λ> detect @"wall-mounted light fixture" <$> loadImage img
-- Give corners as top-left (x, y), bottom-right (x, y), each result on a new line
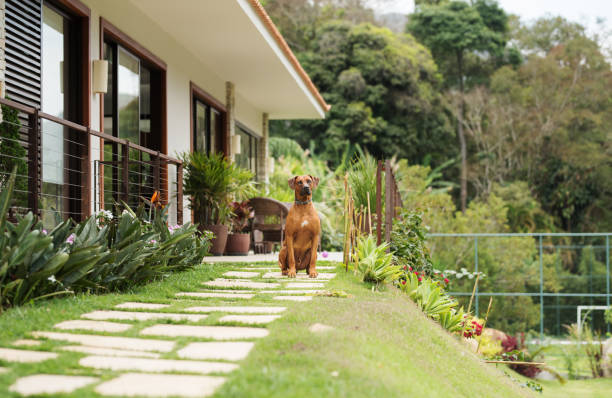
top-left (232, 134), bottom-right (241, 155)
top-left (92, 59), bottom-right (108, 94)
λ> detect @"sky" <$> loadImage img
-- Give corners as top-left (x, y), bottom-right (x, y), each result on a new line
top-left (367, 0), bottom-right (612, 31)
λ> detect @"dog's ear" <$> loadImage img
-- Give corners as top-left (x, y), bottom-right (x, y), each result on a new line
top-left (309, 175), bottom-right (320, 189)
top-left (288, 176), bottom-right (298, 190)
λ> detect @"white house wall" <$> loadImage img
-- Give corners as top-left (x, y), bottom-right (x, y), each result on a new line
top-left (82, 0), bottom-right (265, 222)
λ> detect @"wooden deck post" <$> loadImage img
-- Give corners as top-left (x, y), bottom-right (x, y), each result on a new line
top-left (27, 109), bottom-right (39, 217)
top-left (376, 160), bottom-right (382, 245)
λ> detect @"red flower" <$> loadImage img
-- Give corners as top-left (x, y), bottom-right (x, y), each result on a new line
top-left (409, 266), bottom-right (413, 271)
top-left (441, 274), bottom-right (445, 278)
top-left (415, 272), bottom-right (419, 276)
top-left (401, 280), bottom-right (406, 285)
top-left (403, 266), bottom-right (407, 270)
top-left (418, 277), bottom-right (422, 282)
top-left (444, 278), bottom-right (449, 284)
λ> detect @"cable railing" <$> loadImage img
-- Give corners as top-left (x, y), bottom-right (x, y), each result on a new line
top-left (0, 97), bottom-right (183, 226)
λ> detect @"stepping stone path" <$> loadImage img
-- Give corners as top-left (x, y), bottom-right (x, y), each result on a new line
top-left (7, 264), bottom-right (336, 397)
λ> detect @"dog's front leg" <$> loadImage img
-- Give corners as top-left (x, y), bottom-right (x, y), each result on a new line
top-left (308, 232), bottom-right (319, 278)
top-left (286, 234), bottom-right (297, 278)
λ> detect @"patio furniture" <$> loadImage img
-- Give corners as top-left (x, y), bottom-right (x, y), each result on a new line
top-left (250, 197), bottom-right (290, 254)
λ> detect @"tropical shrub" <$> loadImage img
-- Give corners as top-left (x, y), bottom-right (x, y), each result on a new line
top-left (390, 209), bottom-right (433, 275)
top-left (354, 235), bottom-right (402, 288)
top-left (0, 171), bottom-right (211, 309)
top-left (182, 151), bottom-right (255, 226)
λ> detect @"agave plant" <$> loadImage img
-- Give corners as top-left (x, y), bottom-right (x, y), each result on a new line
top-left (355, 235), bottom-right (402, 287)
top-left (410, 279), bottom-right (458, 320)
top-left (438, 307), bottom-right (466, 333)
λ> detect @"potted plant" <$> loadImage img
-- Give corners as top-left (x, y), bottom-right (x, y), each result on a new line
top-left (225, 200), bottom-right (254, 255)
top-left (182, 152), bottom-right (255, 255)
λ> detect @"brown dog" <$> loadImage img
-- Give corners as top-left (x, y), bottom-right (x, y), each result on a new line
top-left (278, 175), bottom-right (321, 278)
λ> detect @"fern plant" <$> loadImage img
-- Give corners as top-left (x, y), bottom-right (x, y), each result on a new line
top-left (355, 235), bottom-right (402, 288)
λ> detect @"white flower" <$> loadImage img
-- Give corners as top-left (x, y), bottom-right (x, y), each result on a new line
top-left (48, 275), bottom-right (57, 283)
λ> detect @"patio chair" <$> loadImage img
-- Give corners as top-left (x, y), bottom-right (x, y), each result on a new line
top-left (250, 197), bottom-right (290, 254)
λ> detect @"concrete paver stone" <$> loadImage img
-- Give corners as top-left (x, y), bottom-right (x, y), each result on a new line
top-left (59, 345), bottom-right (160, 358)
top-left (184, 306), bottom-right (286, 314)
top-left (95, 373), bottom-right (226, 397)
top-left (140, 324), bottom-right (269, 339)
top-left (222, 271), bottom-right (260, 278)
top-left (0, 348), bottom-right (58, 363)
top-left (79, 355), bottom-right (238, 374)
top-left (32, 332), bottom-right (175, 353)
top-left (273, 296), bottom-right (313, 302)
top-left (54, 320), bottom-right (132, 333)
top-left (82, 310), bottom-right (208, 322)
top-left (202, 279), bottom-right (280, 289)
top-left (218, 315), bottom-right (281, 325)
top-left (284, 282), bottom-right (326, 288)
top-left (12, 339), bottom-right (41, 347)
top-left (176, 292), bottom-right (254, 299)
top-left (259, 290), bottom-right (322, 294)
top-left (9, 374), bottom-right (99, 396)
top-left (262, 272), bottom-right (336, 279)
top-left (309, 323), bottom-right (335, 333)
top-left (115, 302), bottom-right (170, 310)
top-left (177, 342), bottom-right (255, 361)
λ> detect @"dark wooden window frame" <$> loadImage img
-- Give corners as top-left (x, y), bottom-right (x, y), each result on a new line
top-left (189, 81), bottom-right (227, 156)
top-left (44, 0), bottom-right (91, 219)
top-left (99, 17), bottom-right (168, 204)
top-left (235, 121), bottom-right (260, 178)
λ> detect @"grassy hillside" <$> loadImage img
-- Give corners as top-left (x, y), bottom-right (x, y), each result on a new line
top-left (214, 264), bottom-right (533, 398)
top-left (0, 261), bottom-right (533, 397)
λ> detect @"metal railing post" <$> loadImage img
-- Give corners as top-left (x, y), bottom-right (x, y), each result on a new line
top-left (539, 235), bottom-right (544, 343)
top-left (475, 236), bottom-right (479, 317)
top-left (27, 109), bottom-right (40, 216)
top-left (121, 141), bottom-right (129, 204)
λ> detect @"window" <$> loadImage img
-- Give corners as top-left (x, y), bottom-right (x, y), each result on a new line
top-left (102, 37), bottom-right (165, 209)
top-left (235, 125), bottom-right (259, 177)
top-left (191, 83), bottom-right (225, 155)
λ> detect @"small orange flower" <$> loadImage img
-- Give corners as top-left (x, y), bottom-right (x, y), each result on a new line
top-left (151, 191), bottom-right (160, 204)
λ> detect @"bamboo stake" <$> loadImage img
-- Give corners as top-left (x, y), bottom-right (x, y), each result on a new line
top-left (343, 174), bottom-right (349, 269)
top-left (366, 191), bottom-right (372, 235)
top-left (461, 273), bottom-right (480, 338)
top-left (476, 297), bottom-right (494, 354)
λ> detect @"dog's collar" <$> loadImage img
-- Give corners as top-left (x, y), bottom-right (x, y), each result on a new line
top-left (294, 199), bottom-right (312, 205)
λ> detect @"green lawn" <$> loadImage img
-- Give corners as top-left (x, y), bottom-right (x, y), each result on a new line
top-left (0, 261), bottom-right (535, 397)
top-left (540, 378), bottom-right (612, 398)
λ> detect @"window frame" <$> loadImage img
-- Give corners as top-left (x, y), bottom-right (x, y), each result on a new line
top-left (189, 81), bottom-right (227, 156)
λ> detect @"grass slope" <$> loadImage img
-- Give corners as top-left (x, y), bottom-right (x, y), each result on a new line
top-left (214, 266), bottom-right (532, 398)
top-left (0, 261), bottom-right (532, 397)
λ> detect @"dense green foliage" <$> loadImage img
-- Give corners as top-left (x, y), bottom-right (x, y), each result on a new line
top-left (270, 20), bottom-right (454, 166)
top-left (263, 0), bottom-right (611, 233)
top-left (0, 172), bottom-right (212, 309)
top-left (390, 209), bottom-right (433, 274)
top-left (0, 104), bottom-right (27, 209)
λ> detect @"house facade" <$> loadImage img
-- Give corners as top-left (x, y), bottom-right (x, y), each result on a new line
top-left (0, 0), bottom-right (328, 225)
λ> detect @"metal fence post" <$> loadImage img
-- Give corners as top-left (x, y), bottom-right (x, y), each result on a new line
top-left (384, 160), bottom-right (393, 245)
top-left (475, 237), bottom-right (479, 317)
top-left (539, 235), bottom-right (544, 343)
top-left (376, 160), bottom-right (382, 245)
top-left (121, 141), bottom-right (129, 204)
top-left (607, 235), bottom-right (610, 334)
top-left (177, 162), bottom-right (183, 225)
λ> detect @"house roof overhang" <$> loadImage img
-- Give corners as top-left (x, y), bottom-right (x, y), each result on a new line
top-left (128, 0), bottom-right (329, 119)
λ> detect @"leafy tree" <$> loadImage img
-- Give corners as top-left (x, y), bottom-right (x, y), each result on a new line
top-left (407, 0), bottom-right (510, 212)
top-left (270, 21), bottom-right (454, 167)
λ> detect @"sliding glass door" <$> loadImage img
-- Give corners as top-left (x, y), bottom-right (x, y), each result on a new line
top-left (103, 42), bottom-right (159, 210)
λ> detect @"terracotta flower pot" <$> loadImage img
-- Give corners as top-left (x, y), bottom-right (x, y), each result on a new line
top-left (206, 224), bottom-right (228, 256)
top-left (225, 232), bottom-right (251, 256)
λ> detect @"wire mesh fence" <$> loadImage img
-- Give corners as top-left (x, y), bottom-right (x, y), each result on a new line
top-left (428, 233), bottom-right (612, 339)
